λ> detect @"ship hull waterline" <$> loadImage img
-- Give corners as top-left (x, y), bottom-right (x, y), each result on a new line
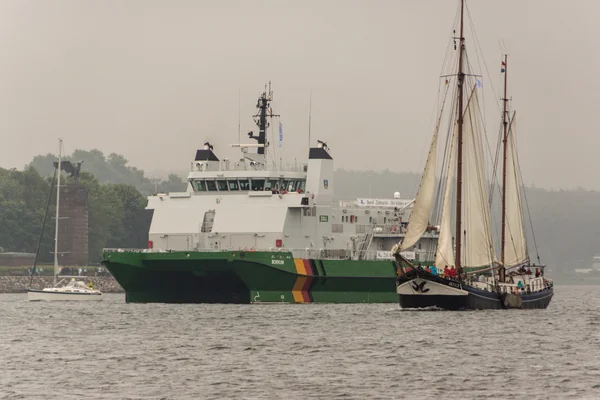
top-left (396, 270), bottom-right (553, 310)
top-left (102, 250), bottom-right (418, 304)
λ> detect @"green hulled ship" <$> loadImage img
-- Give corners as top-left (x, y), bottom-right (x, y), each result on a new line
top-left (103, 84), bottom-right (438, 303)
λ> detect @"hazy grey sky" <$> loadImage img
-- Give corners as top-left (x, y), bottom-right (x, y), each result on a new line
top-left (0, 1), bottom-right (598, 190)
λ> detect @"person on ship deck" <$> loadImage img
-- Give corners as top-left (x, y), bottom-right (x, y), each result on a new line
top-left (449, 266), bottom-right (457, 279)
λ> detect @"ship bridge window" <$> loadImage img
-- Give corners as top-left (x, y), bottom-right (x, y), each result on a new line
top-left (206, 180), bottom-right (217, 191)
top-left (281, 180), bottom-right (290, 192)
top-left (239, 179), bottom-right (250, 191)
top-left (193, 180), bottom-right (206, 192)
top-left (264, 179), bottom-right (278, 191)
top-left (228, 180), bottom-right (239, 190)
top-left (217, 180), bottom-right (228, 191)
top-left (287, 181), bottom-right (296, 192)
top-left (298, 180), bottom-right (306, 192)
top-left (292, 180), bottom-right (306, 192)
top-left (251, 179), bottom-right (265, 191)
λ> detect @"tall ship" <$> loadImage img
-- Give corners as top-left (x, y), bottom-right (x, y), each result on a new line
top-left (103, 84), bottom-right (439, 303)
top-left (394, 0), bottom-right (553, 309)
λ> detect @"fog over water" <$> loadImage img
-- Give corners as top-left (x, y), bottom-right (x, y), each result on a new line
top-left (0, 1), bottom-right (598, 190)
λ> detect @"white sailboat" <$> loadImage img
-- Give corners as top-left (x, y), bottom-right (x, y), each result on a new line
top-left (27, 139), bottom-right (103, 302)
top-left (392, 0), bottom-right (553, 310)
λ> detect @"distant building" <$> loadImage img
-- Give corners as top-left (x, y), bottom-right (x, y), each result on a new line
top-left (593, 254), bottom-right (600, 271)
top-left (575, 254), bottom-right (600, 274)
top-left (0, 252), bottom-right (35, 267)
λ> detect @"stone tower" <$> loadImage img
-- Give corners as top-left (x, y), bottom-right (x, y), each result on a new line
top-left (54, 161), bottom-right (89, 266)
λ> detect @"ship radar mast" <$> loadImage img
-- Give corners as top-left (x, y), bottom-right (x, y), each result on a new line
top-left (247, 81), bottom-right (279, 157)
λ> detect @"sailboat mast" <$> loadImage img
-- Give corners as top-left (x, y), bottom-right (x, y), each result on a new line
top-left (54, 139), bottom-right (62, 286)
top-left (500, 54), bottom-right (508, 282)
top-left (455, 0), bottom-right (465, 273)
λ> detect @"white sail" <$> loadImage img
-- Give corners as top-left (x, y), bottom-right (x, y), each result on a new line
top-left (503, 115), bottom-right (528, 266)
top-left (461, 89), bottom-right (496, 268)
top-left (400, 125), bottom-right (439, 251)
top-left (435, 124), bottom-right (457, 269)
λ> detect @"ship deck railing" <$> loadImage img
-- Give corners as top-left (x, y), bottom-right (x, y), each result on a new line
top-left (190, 161), bottom-right (307, 173)
top-left (102, 247), bottom-right (435, 262)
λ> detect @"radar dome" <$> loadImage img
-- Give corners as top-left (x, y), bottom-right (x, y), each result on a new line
top-left (393, 192), bottom-right (401, 199)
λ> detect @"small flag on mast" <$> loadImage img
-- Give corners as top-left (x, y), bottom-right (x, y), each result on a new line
top-left (476, 79), bottom-right (482, 88)
top-left (501, 61), bottom-right (506, 73)
top-left (278, 122), bottom-right (283, 147)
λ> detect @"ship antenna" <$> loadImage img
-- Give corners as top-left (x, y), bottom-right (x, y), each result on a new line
top-left (500, 53), bottom-right (509, 283)
top-left (454, 0), bottom-right (465, 275)
top-left (308, 89), bottom-right (312, 150)
top-left (238, 88), bottom-right (241, 144)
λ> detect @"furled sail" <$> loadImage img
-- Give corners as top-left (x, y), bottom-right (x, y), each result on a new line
top-left (503, 115), bottom-right (529, 266)
top-left (434, 124), bottom-right (457, 269)
top-left (461, 89), bottom-right (496, 268)
top-left (399, 122), bottom-right (440, 251)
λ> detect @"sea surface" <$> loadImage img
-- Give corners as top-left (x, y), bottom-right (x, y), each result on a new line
top-left (1, 286), bottom-right (599, 400)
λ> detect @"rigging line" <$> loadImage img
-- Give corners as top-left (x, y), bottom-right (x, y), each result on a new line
top-left (504, 117), bottom-right (521, 263)
top-left (465, 65), bottom-right (502, 204)
top-left (466, 91), bottom-right (496, 267)
top-left (433, 81), bottom-right (458, 224)
top-left (413, 29), bottom-right (456, 198)
top-left (29, 169), bottom-right (57, 289)
top-left (511, 113), bottom-right (541, 263)
top-left (489, 119), bottom-right (504, 204)
top-left (424, 2), bottom-right (461, 201)
top-left (488, 120), bottom-right (505, 253)
top-left (403, 82), bottom-right (453, 248)
top-left (465, 1), bottom-right (502, 116)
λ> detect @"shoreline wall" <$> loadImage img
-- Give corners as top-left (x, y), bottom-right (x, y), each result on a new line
top-left (0, 276), bottom-right (123, 293)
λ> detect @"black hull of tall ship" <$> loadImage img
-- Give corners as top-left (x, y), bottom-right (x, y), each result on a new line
top-left (396, 269), bottom-right (553, 310)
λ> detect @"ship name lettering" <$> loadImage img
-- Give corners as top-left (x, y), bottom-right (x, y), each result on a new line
top-left (271, 260), bottom-right (285, 265)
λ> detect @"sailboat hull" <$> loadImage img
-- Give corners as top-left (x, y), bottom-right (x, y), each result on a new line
top-left (396, 270), bottom-right (553, 310)
top-left (27, 290), bottom-right (103, 302)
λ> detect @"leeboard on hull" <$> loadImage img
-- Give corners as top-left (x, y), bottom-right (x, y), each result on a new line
top-left (27, 290), bottom-right (103, 302)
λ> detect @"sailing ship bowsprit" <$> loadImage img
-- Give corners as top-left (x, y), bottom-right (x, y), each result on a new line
top-left (393, 0), bottom-right (554, 310)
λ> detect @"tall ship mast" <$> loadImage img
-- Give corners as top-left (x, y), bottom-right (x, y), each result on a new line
top-left (102, 85), bottom-right (439, 304)
top-left (394, 0), bottom-right (553, 310)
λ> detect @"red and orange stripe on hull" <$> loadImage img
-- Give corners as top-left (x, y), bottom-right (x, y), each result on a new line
top-left (292, 258), bottom-right (315, 303)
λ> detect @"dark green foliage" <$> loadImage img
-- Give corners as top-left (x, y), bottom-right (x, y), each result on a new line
top-left (0, 166), bottom-right (149, 263)
top-left (28, 149), bottom-right (187, 195)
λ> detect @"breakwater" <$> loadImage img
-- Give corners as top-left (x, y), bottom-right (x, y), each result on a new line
top-left (0, 276), bottom-right (123, 293)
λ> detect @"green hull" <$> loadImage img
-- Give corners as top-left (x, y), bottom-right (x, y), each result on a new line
top-left (102, 250), bottom-right (405, 304)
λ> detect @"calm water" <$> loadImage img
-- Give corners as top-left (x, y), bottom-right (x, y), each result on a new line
top-left (1, 286), bottom-right (599, 400)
